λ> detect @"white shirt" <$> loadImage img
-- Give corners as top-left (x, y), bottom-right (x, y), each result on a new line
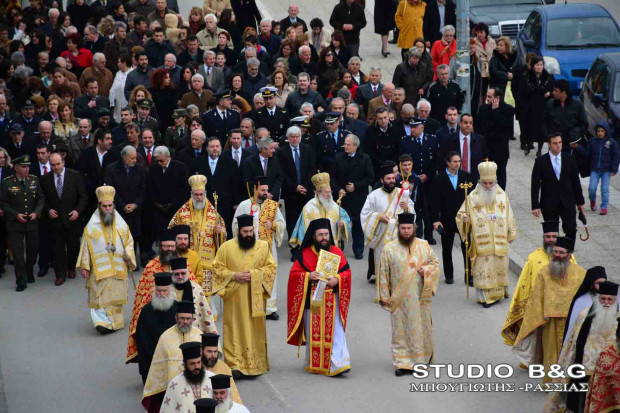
top-left (55, 167), bottom-right (66, 182)
top-left (459, 132), bottom-right (471, 172)
top-left (550, 152), bottom-right (561, 175)
top-left (259, 154), bottom-right (269, 172)
top-left (39, 162), bottom-right (51, 175)
top-left (217, 108), bottom-right (227, 119)
top-left (231, 147), bottom-right (242, 165)
top-left (96, 148), bottom-right (107, 166)
top-left (209, 156), bottom-right (219, 174)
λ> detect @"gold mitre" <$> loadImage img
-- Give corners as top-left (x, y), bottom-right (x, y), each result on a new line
top-left (478, 160), bottom-right (498, 180)
top-left (188, 174), bottom-right (207, 191)
top-left (311, 172), bottom-right (330, 190)
top-left (96, 185), bottom-right (116, 203)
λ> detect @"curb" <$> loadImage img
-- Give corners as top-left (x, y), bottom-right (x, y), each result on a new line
top-left (508, 249), bottom-right (526, 280)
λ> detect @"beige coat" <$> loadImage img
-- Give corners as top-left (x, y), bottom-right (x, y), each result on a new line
top-left (203, 0), bottom-right (231, 15)
top-left (79, 66), bottom-right (115, 97)
top-left (196, 26), bottom-right (234, 50)
top-left (475, 36), bottom-right (496, 78)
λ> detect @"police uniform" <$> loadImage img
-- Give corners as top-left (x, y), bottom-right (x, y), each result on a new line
top-left (315, 113), bottom-right (351, 172)
top-left (254, 87), bottom-right (290, 141)
top-left (0, 155), bottom-right (45, 291)
top-left (286, 115), bottom-right (317, 148)
top-left (202, 90), bottom-right (242, 145)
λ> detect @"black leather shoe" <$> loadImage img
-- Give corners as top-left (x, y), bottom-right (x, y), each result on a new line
top-left (445, 278), bottom-right (454, 284)
top-left (395, 369), bottom-right (411, 377)
top-left (0, 266), bottom-right (5, 274)
top-left (27, 275), bottom-right (35, 283)
top-left (266, 312), bottom-right (279, 320)
top-left (524, 148), bottom-right (530, 156)
top-left (354, 253), bottom-right (363, 259)
top-left (95, 325), bottom-right (114, 334)
top-left (37, 266), bottom-right (48, 277)
top-left (16, 285), bottom-right (26, 292)
top-left (232, 370), bottom-right (243, 379)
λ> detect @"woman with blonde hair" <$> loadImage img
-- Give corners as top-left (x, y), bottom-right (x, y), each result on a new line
top-left (128, 85), bottom-right (153, 112)
top-left (45, 94), bottom-right (61, 122)
top-left (271, 69), bottom-right (294, 108)
top-left (203, 0), bottom-right (231, 18)
top-left (489, 35), bottom-right (516, 95)
top-left (189, 7), bottom-right (205, 35)
top-left (53, 100), bottom-right (79, 140)
top-left (97, 17), bottom-right (116, 38)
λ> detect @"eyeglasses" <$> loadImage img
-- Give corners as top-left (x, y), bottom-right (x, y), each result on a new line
top-left (326, 53), bottom-right (334, 57)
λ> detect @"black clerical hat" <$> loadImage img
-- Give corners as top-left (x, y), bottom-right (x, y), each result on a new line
top-left (176, 300), bottom-right (195, 314)
top-left (398, 212), bottom-right (416, 225)
top-left (310, 218), bottom-right (331, 232)
top-left (210, 374), bottom-right (231, 390)
top-left (379, 164), bottom-right (395, 178)
top-left (194, 399), bottom-right (218, 413)
top-left (585, 266), bottom-right (606, 283)
top-left (252, 175), bottom-right (268, 188)
top-left (170, 256), bottom-right (187, 271)
top-left (175, 225), bottom-right (191, 237)
top-left (237, 214), bottom-right (254, 228)
top-left (179, 341), bottom-right (201, 360)
top-left (201, 333), bottom-right (220, 348)
top-left (598, 281), bottom-right (619, 296)
top-left (159, 229), bottom-right (176, 242)
top-left (154, 272), bottom-right (172, 286)
top-left (541, 221), bottom-right (560, 233)
top-left (555, 237), bottom-right (574, 252)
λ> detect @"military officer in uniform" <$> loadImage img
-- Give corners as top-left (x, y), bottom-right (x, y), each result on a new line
top-left (0, 155), bottom-right (45, 291)
top-left (202, 89), bottom-right (241, 146)
top-left (287, 116), bottom-right (319, 148)
top-left (163, 109), bottom-right (190, 154)
top-left (315, 112), bottom-right (352, 172)
top-left (135, 99), bottom-right (161, 143)
top-left (254, 86), bottom-right (289, 142)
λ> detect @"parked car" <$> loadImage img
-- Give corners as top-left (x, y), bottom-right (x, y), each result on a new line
top-left (468, 0), bottom-right (552, 44)
top-left (516, 3), bottom-right (620, 95)
top-left (580, 52), bottom-right (620, 139)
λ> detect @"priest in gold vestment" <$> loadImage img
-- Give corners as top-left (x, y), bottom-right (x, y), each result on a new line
top-left (201, 333), bottom-right (243, 405)
top-left (212, 214), bottom-right (277, 377)
top-left (169, 174), bottom-right (225, 275)
top-left (233, 176), bottom-right (285, 319)
top-left (175, 225), bottom-right (205, 286)
top-left (142, 300), bottom-right (203, 413)
top-left (378, 212), bottom-right (440, 376)
top-left (513, 237), bottom-right (586, 383)
top-left (456, 161), bottom-right (518, 307)
top-left (77, 185), bottom-right (137, 334)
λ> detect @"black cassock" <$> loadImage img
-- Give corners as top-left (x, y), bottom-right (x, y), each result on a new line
top-left (135, 302), bottom-right (177, 383)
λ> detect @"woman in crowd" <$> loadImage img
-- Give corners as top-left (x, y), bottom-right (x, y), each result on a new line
top-left (189, 7), bottom-right (205, 35)
top-left (430, 25), bottom-right (456, 80)
top-left (230, 73), bottom-right (252, 103)
top-left (318, 47), bottom-right (344, 98)
top-left (53, 99), bottom-right (79, 141)
top-left (149, 68), bottom-right (176, 134)
top-left (347, 56), bottom-right (367, 86)
top-left (44, 94), bottom-right (61, 122)
top-left (474, 22), bottom-right (496, 98)
top-left (340, 70), bottom-right (358, 100)
top-left (374, 0), bottom-right (396, 57)
top-left (413, 37), bottom-right (432, 69)
top-left (329, 31), bottom-right (349, 67)
top-left (273, 39), bottom-right (295, 68)
top-left (523, 55), bottom-right (555, 157)
top-left (395, 0), bottom-right (426, 61)
top-left (113, 3), bottom-right (127, 23)
top-left (489, 35), bottom-right (516, 95)
top-left (128, 85), bottom-right (153, 113)
top-left (271, 68), bottom-right (294, 108)
top-left (218, 9), bottom-right (242, 53)
top-left (60, 33), bottom-right (93, 77)
top-left (271, 20), bottom-right (282, 37)
top-left (176, 64), bottom-right (196, 103)
top-left (211, 31), bottom-right (236, 67)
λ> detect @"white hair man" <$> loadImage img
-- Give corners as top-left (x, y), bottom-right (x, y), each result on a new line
top-left (79, 52), bottom-right (114, 97)
top-left (211, 374), bottom-right (250, 413)
top-left (197, 13), bottom-right (233, 50)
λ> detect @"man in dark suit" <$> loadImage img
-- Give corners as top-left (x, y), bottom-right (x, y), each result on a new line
top-left (77, 128), bottom-right (119, 217)
top-left (41, 153), bottom-right (88, 285)
top-left (33, 143), bottom-right (52, 278)
top-left (431, 151), bottom-right (472, 284)
top-left (315, 112), bottom-right (351, 172)
top-left (202, 90), bottom-right (242, 146)
top-left (4, 123), bottom-right (35, 160)
top-left (355, 67), bottom-right (383, 116)
top-left (415, 99), bottom-right (441, 134)
top-left (475, 87), bottom-right (515, 190)
top-left (439, 113), bottom-right (488, 183)
top-left (279, 5), bottom-right (308, 33)
top-left (241, 136), bottom-right (283, 200)
top-left (435, 106), bottom-right (460, 144)
top-left (73, 78), bottom-right (112, 125)
top-left (531, 134), bottom-right (585, 241)
top-left (398, 116), bottom-right (440, 243)
top-left (221, 129), bottom-right (251, 170)
top-left (331, 133), bottom-right (374, 259)
top-left (343, 103), bottom-right (368, 139)
top-left (279, 125), bottom-right (316, 256)
top-left (174, 129), bottom-right (208, 168)
top-left (254, 87), bottom-right (289, 141)
top-left (137, 128), bottom-right (158, 168)
top-left (422, 0), bottom-right (456, 45)
top-left (364, 107), bottom-right (399, 176)
top-left (150, 146), bottom-right (189, 231)
top-left (104, 145), bottom-right (148, 267)
top-left (190, 135), bottom-right (240, 236)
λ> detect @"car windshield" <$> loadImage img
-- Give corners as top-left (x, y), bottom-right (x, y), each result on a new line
top-left (471, 0), bottom-right (540, 5)
top-left (547, 17), bottom-right (620, 48)
top-left (615, 72), bottom-right (620, 102)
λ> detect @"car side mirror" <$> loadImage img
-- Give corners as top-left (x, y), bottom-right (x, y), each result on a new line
top-left (592, 93), bottom-right (605, 107)
top-left (522, 40), bottom-right (537, 48)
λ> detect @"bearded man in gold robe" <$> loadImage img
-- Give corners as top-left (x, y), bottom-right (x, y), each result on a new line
top-left (378, 212), bottom-right (440, 376)
top-left (513, 237), bottom-right (586, 383)
top-left (76, 185), bottom-right (137, 334)
top-left (211, 214), bottom-right (277, 377)
top-left (456, 161), bottom-right (518, 307)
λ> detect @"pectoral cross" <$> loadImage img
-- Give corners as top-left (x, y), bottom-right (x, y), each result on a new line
top-left (497, 201), bottom-right (505, 213)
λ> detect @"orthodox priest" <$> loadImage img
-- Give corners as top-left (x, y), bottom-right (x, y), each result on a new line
top-left (211, 214), bottom-right (277, 377)
top-left (169, 174), bottom-right (226, 273)
top-left (211, 375), bottom-right (250, 413)
top-left (135, 272), bottom-right (178, 384)
top-left (544, 282), bottom-right (619, 413)
top-left (584, 331), bottom-right (620, 413)
top-left (456, 161), bottom-right (518, 307)
top-left (160, 341), bottom-right (215, 413)
top-left (502, 221), bottom-right (577, 346)
top-left (289, 172), bottom-right (352, 249)
top-left (77, 185), bottom-right (137, 334)
top-left (512, 237), bottom-right (586, 382)
top-left (127, 229), bottom-right (198, 363)
top-left (287, 218), bottom-right (352, 377)
top-left (378, 212), bottom-right (440, 376)
top-left (175, 225), bottom-right (206, 287)
top-left (361, 165), bottom-right (414, 281)
top-left (142, 300), bottom-right (203, 413)
top-left (233, 176), bottom-right (285, 320)
top-left (201, 333), bottom-right (243, 404)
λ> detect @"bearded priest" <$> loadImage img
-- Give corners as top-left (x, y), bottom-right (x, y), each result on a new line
top-left (76, 185), bottom-right (137, 334)
top-left (211, 214), bottom-right (277, 377)
top-left (378, 212), bottom-right (440, 376)
top-left (289, 172), bottom-right (352, 250)
top-left (512, 237), bottom-right (586, 383)
top-left (127, 229), bottom-right (199, 364)
top-left (456, 161), bottom-right (518, 307)
top-left (169, 174), bottom-right (226, 274)
top-left (233, 176), bottom-right (286, 319)
top-left (287, 218), bottom-right (352, 376)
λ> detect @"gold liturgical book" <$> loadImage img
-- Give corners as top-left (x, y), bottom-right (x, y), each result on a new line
top-left (311, 249), bottom-right (341, 311)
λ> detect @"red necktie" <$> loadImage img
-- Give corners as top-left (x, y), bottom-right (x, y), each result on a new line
top-left (244, 139), bottom-right (250, 148)
top-left (43, 166), bottom-right (48, 174)
top-left (461, 136), bottom-right (469, 173)
top-left (147, 149), bottom-right (152, 165)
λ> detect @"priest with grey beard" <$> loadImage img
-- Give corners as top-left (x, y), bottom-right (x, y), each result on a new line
top-left (135, 272), bottom-right (178, 384)
top-left (544, 281), bottom-right (619, 413)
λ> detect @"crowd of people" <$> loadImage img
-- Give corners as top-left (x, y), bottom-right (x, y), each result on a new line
top-left (0, 0), bottom-right (619, 411)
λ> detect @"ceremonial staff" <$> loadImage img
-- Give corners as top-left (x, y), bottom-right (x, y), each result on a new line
top-left (213, 191), bottom-right (224, 245)
top-left (459, 181), bottom-right (473, 298)
top-left (336, 192), bottom-right (344, 249)
top-left (117, 228), bottom-right (136, 289)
